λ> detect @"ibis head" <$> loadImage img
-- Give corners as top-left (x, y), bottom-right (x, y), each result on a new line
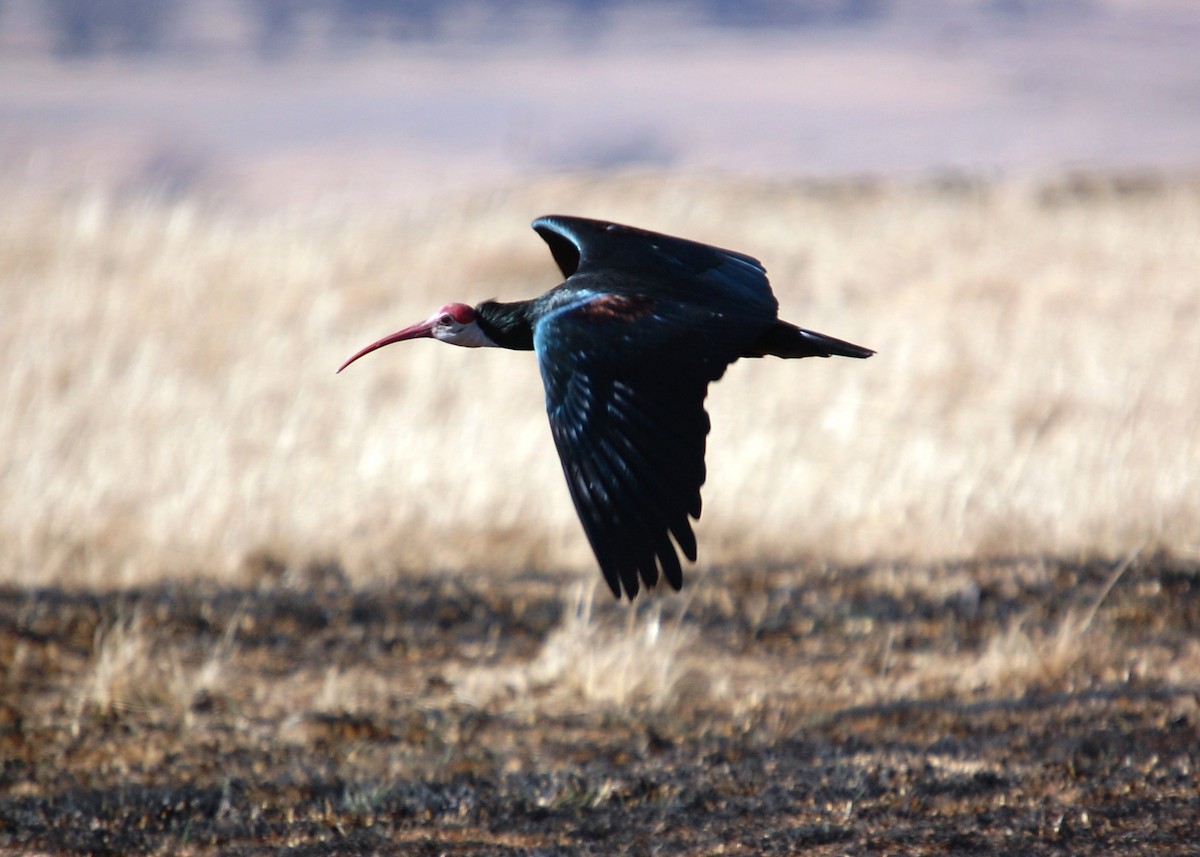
top-left (337, 302), bottom-right (497, 372)
top-left (338, 215), bottom-right (873, 600)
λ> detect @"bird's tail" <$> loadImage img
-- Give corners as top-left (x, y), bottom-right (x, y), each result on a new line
top-left (744, 320), bottom-right (875, 360)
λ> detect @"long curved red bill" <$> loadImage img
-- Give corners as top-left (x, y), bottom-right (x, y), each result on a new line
top-left (337, 318), bottom-right (436, 373)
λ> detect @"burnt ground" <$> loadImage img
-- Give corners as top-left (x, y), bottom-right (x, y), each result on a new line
top-left (1, 554), bottom-right (1198, 855)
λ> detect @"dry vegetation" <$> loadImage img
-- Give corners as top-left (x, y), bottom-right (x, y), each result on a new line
top-left (3, 171), bottom-right (1198, 587)
top-left (2, 171), bottom-right (1199, 853)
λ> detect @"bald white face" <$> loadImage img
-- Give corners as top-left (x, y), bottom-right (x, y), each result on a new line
top-left (427, 304), bottom-right (499, 349)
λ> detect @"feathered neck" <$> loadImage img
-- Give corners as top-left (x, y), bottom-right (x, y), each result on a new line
top-left (475, 300), bottom-right (535, 351)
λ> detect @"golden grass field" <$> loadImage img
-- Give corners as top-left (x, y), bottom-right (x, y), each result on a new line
top-left (3, 171), bottom-right (1200, 853)
top-left (4, 171), bottom-right (1198, 588)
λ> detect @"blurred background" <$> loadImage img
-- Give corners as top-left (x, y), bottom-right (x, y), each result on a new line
top-left (1, 0), bottom-right (1198, 588)
top-left (6, 8), bottom-right (1200, 849)
top-left (3, 0), bottom-right (1199, 204)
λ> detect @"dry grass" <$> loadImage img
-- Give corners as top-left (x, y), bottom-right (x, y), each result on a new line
top-left (2, 171), bottom-right (1198, 591)
top-left (72, 602), bottom-right (236, 730)
top-left (3, 38), bottom-right (1199, 849)
top-left (453, 584), bottom-right (710, 712)
top-left (5, 554), bottom-right (1197, 854)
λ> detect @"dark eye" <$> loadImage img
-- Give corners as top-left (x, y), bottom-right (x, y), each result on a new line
top-left (439, 314), bottom-right (455, 326)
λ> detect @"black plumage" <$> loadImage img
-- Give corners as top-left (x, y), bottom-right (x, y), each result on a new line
top-left (339, 214), bottom-right (873, 600)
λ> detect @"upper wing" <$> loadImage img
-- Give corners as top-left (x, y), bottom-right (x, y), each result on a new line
top-left (532, 214), bottom-right (779, 319)
top-left (533, 291), bottom-right (768, 600)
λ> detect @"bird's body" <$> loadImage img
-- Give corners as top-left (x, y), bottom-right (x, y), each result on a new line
top-left (340, 215), bottom-right (873, 600)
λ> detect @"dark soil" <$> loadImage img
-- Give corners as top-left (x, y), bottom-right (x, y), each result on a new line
top-left (2, 555), bottom-right (1198, 855)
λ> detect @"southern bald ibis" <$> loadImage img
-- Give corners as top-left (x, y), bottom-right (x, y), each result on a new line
top-left (339, 215), bottom-right (873, 600)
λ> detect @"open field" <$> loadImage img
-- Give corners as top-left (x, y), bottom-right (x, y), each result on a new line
top-left (2, 172), bottom-right (1199, 852)
top-left (3, 554), bottom-right (1199, 854)
top-left (2, 172), bottom-right (1198, 586)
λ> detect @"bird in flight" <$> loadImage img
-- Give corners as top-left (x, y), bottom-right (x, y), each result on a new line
top-left (339, 215), bottom-right (873, 600)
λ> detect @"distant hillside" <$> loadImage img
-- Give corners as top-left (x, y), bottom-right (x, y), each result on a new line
top-left (1, 0), bottom-right (1105, 59)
